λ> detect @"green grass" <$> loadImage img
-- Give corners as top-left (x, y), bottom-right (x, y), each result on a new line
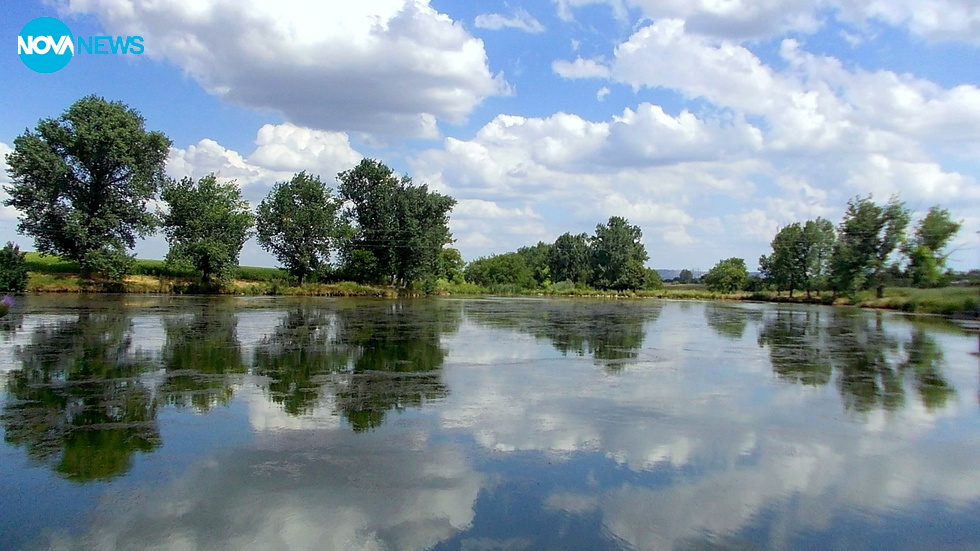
top-left (857, 287), bottom-right (979, 315)
top-left (24, 252), bottom-right (287, 282)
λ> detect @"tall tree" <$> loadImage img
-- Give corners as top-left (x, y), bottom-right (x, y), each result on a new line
top-left (903, 206), bottom-right (961, 287)
top-left (830, 195), bottom-right (910, 297)
top-left (549, 232), bottom-right (592, 284)
top-left (3, 96), bottom-right (170, 279)
top-left (337, 159), bottom-right (455, 286)
top-left (760, 218), bottom-right (835, 298)
top-left (256, 172), bottom-right (342, 285)
top-left (161, 175), bottom-right (254, 284)
top-left (760, 224), bottom-right (802, 296)
top-left (677, 269), bottom-right (694, 284)
top-left (590, 216), bottom-right (650, 290)
top-left (704, 257), bottom-right (749, 292)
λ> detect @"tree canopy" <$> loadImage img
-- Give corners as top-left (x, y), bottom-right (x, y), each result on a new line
top-left (337, 159), bottom-right (455, 287)
top-left (591, 216), bottom-right (650, 291)
top-left (3, 95), bottom-right (170, 279)
top-left (256, 172), bottom-right (343, 285)
top-left (704, 257), bottom-right (749, 292)
top-left (830, 195), bottom-right (910, 297)
top-left (903, 206), bottom-right (961, 287)
top-left (161, 175), bottom-right (254, 283)
top-left (760, 218), bottom-right (835, 297)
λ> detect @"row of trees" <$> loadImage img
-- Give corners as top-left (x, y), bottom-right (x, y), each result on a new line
top-left (2, 96), bottom-right (456, 287)
top-left (464, 216), bottom-right (663, 291)
top-left (757, 196), bottom-right (961, 297)
top-left (2, 96), bottom-right (966, 295)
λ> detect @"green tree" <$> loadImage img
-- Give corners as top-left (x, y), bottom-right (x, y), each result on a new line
top-left (904, 206), bottom-right (961, 287)
top-left (256, 172), bottom-right (342, 285)
top-left (704, 257), bottom-right (748, 292)
top-left (760, 218), bottom-right (835, 298)
top-left (436, 247), bottom-right (465, 284)
top-left (590, 216), bottom-right (650, 290)
top-left (830, 195), bottom-right (910, 298)
top-left (678, 269), bottom-right (694, 284)
top-left (0, 242), bottom-right (29, 293)
top-left (760, 224), bottom-right (801, 296)
top-left (517, 241), bottom-right (553, 286)
top-left (464, 253), bottom-right (535, 290)
top-left (3, 96), bottom-right (170, 279)
top-left (337, 159), bottom-right (455, 287)
top-left (161, 175), bottom-right (254, 284)
top-left (549, 232), bottom-right (592, 284)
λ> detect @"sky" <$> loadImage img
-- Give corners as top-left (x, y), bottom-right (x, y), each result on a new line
top-left (1, 0), bottom-right (978, 272)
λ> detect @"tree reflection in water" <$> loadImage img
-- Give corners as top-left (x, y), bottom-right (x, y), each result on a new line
top-left (160, 300), bottom-right (247, 412)
top-left (467, 299), bottom-right (660, 370)
top-left (1, 310), bottom-right (159, 481)
top-left (758, 308), bottom-right (956, 412)
top-left (254, 300), bottom-right (460, 430)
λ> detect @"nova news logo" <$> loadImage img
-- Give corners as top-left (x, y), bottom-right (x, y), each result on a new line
top-left (18, 17), bottom-right (144, 74)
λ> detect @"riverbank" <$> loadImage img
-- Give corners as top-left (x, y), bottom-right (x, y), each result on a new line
top-left (18, 253), bottom-right (978, 316)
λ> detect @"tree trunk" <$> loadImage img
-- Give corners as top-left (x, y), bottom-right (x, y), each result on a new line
top-left (876, 285), bottom-right (884, 299)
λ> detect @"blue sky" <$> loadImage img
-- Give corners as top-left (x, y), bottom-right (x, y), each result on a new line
top-left (1, 0), bottom-right (978, 271)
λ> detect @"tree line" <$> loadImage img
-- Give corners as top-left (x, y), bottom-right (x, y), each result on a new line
top-left (0, 96), bottom-right (967, 296)
top-left (2, 96), bottom-right (456, 290)
top-left (464, 216), bottom-right (662, 292)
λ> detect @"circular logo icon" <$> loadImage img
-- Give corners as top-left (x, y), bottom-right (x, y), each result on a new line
top-left (18, 17), bottom-right (74, 73)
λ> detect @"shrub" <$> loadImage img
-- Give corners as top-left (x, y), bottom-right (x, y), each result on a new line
top-left (0, 242), bottom-right (29, 292)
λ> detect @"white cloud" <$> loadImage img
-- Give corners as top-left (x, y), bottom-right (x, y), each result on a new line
top-left (167, 123), bottom-right (361, 198)
top-left (474, 8), bottom-right (545, 33)
top-left (62, 0), bottom-right (510, 136)
top-left (552, 57), bottom-right (611, 79)
top-left (596, 86), bottom-right (611, 101)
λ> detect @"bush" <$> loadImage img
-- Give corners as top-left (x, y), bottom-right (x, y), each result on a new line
top-left (0, 242), bottom-right (29, 292)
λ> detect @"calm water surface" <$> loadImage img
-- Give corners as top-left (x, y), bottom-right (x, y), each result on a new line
top-left (1, 295), bottom-right (978, 550)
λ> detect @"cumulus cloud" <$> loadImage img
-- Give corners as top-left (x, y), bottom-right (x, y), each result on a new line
top-left (474, 8), bottom-right (545, 33)
top-left (167, 122), bottom-right (361, 200)
top-left (61, 0), bottom-right (510, 136)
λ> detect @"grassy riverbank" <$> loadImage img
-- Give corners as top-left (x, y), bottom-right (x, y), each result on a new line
top-left (18, 253), bottom-right (979, 315)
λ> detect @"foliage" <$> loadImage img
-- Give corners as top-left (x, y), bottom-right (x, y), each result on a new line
top-left (256, 172), bottom-right (342, 285)
top-left (678, 269), bottom-right (694, 284)
top-left (704, 257), bottom-right (749, 292)
top-left (516, 241), bottom-right (553, 285)
top-left (3, 95), bottom-right (171, 279)
top-left (904, 206), bottom-right (961, 288)
top-left (0, 242), bottom-right (29, 292)
top-left (436, 248), bottom-right (466, 284)
top-left (464, 253), bottom-right (535, 290)
top-left (337, 159), bottom-right (455, 287)
top-left (549, 232), bottom-right (592, 285)
top-left (830, 195), bottom-right (910, 297)
top-left (590, 216), bottom-right (650, 290)
top-left (161, 174), bottom-right (255, 284)
top-left (760, 218), bottom-right (835, 298)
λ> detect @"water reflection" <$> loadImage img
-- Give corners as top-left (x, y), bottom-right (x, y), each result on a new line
top-left (160, 301), bottom-right (246, 412)
top-left (466, 299), bottom-right (661, 369)
top-left (758, 309), bottom-right (956, 412)
top-left (2, 310), bottom-right (159, 481)
top-left (704, 303), bottom-right (761, 340)
top-left (1, 297), bottom-right (978, 551)
top-left (254, 301), bottom-right (460, 430)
